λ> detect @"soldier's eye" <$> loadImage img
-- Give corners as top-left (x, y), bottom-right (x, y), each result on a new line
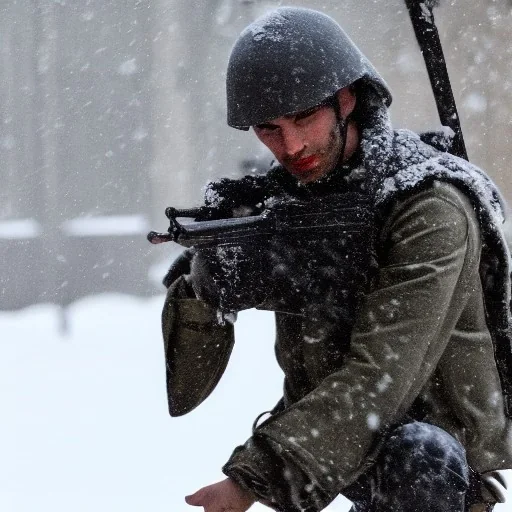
top-left (255, 123), bottom-right (278, 132)
top-left (295, 105), bottom-right (322, 122)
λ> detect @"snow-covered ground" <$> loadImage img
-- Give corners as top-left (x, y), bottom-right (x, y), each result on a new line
top-left (0, 295), bottom-right (351, 512)
top-left (0, 296), bottom-right (504, 511)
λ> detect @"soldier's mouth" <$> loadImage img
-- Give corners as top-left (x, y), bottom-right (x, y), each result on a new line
top-left (291, 155), bottom-right (319, 174)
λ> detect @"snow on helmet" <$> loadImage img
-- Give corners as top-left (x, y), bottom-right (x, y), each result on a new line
top-left (226, 7), bottom-right (392, 130)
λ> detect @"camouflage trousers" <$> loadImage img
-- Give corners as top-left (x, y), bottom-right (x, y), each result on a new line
top-left (343, 422), bottom-right (493, 512)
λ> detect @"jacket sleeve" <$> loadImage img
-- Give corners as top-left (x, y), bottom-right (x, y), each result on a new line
top-left (223, 183), bottom-right (481, 511)
top-left (162, 276), bottom-right (235, 416)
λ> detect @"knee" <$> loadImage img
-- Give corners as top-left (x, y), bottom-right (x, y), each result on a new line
top-left (381, 422), bottom-right (469, 489)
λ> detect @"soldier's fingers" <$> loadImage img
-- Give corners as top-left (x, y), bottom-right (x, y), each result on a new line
top-left (185, 487), bottom-right (207, 507)
top-left (163, 249), bottom-right (195, 288)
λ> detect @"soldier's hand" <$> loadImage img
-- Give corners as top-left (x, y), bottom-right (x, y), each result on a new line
top-left (185, 477), bottom-right (256, 512)
top-left (162, 249), bottom-right (195, 289)
top-left (162, 248), bottom-right (220, 305)
top-left (165, 244), bottom-right (269, 311)
top-left (188, 249), bottom-right (223, 307)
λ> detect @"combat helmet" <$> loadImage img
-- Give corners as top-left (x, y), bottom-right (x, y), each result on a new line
top-left (226, 7), bottom-right (392, 130)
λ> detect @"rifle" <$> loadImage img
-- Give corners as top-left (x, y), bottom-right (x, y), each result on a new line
top-left (147, 193), bottom-right (374, 313)
top-left (148, 193), bottom-right (371, 248)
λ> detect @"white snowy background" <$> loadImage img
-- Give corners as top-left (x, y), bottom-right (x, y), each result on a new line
top-left (1, 293), bottom-right (506, 511)
top-left (1, 295), bottom-right (354, 512)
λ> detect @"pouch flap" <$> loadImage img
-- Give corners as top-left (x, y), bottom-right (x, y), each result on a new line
top-left (162, 279), bottom-right (235, 416)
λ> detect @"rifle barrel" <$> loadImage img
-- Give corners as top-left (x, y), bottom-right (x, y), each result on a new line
top-left (404, 0), bottom-right (468, 161)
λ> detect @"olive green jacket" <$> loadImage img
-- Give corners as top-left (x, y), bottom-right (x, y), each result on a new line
top-left (162, 180), bottom-right (512, 508)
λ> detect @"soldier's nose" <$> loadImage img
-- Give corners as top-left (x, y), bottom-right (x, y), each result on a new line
top-left (281, 126), bottom-right (305, 157)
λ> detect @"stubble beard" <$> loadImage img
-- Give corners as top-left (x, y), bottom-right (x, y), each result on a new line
top-left (316, 122), bottom-right (344, 179)
top-left (280, 119), bottom-right (344, 183)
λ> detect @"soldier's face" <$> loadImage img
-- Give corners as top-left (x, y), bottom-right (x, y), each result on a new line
top-left (253, 88), bottom-right (357, 184)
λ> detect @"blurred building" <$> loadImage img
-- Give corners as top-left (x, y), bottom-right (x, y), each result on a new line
top-left (0, 1), bottom-right (154, 309)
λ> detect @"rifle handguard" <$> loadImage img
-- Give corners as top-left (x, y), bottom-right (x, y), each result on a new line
top-left (148, 208), bottom-right (270, 247)
top-left (147, 205), bottom-right (247, 245)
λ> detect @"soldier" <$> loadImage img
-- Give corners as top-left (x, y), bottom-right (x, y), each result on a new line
top-left (162, 7), bottom-right (512, 512)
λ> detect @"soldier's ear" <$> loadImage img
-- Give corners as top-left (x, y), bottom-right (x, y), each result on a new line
top-left (337, 87), bottom-right (357, 118)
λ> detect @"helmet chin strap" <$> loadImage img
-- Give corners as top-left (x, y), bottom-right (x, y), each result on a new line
top-left (327, 95), bottom-right (350, 169)
top-left (336, 117), bottom-right (349, 168)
